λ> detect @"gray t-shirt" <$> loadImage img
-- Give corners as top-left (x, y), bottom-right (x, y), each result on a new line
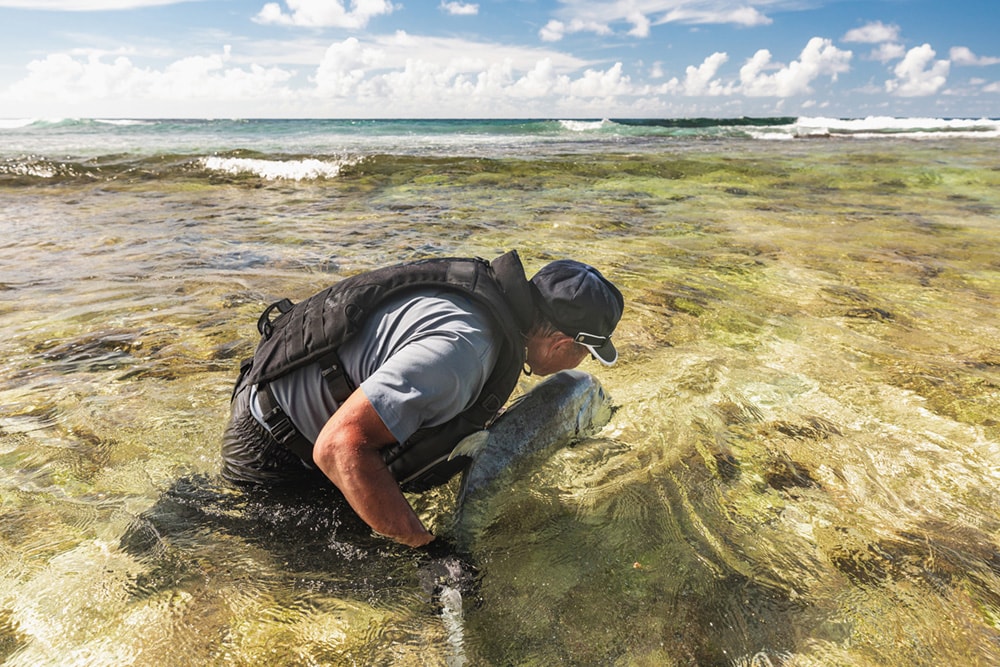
top-left (251, 288), bottom-right (501, 445)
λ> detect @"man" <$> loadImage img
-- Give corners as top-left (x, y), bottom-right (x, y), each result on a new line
top-left (222, 250), bottom-right (624, 548)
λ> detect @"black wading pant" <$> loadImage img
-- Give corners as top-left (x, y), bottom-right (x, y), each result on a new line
top-left (220, 380), bottom-right (329, 488)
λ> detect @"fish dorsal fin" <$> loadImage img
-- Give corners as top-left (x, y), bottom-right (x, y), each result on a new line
top-left (448, 430), bottom-right (490, 461)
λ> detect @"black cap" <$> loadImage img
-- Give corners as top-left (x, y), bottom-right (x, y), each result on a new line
top-left (531, 260), bottom-right (624, 366)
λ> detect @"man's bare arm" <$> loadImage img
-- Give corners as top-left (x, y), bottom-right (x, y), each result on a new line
top-left (311, 388), bottom-right (434, 548)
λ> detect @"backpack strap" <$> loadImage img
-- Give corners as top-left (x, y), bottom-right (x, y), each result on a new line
top-left (256, 381), bottom-right (314, 463)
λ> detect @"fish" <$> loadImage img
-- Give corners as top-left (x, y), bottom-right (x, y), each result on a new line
top-left (443, 368), bottom-right (614, 550)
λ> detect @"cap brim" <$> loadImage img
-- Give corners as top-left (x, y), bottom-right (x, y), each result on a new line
top-left (583, 340), bottom-right (618, 367)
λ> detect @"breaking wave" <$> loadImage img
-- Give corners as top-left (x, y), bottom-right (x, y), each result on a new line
top-left (558, 119), bottom-right (612, 132)
top-left (200, 156), bottom-right (361, 180)
top-left (748, 116), bottom-right (1000, 140)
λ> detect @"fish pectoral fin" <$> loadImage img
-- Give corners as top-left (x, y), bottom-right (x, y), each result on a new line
top-left (503, 393), bottom-right (528, 412)
top-left (448, 431), bottom-right (490, 461)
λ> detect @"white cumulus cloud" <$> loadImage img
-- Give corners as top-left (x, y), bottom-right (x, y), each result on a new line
top-left (303, 33), bottom-right (626, 115)
top-left (567, 61), bottom-right (631, 97)
top-left (950, 47), bottom-right (1000, 66)
top-left (626, 11), bottom-right (651, 37)
top-left (3, 34), bottom-right (614, 118)
top-left (6, 46), bottom-right (295, 114)
top-left (842, 21), bottom-right (900, 44)
top-left (842, 21), bottom-right (905, 63)
top-left (539, 18), bottom-right (613, 42)
top-left (539, 20), bottom-right (566, 42)
top-left (886, 44), bottom-right (950, 97)
top-left (739, 37), bottom-right (852, 97)
top-left (668, 51), bottom-right (731, 96)
top-left (314, 37), bottom-right (384, 97)
top-left (870, 42), bottom-right (906, 63)
top-left (254, 0), bottom-right (395, 29)
top-left (440, 1), bottom-right (478, 16)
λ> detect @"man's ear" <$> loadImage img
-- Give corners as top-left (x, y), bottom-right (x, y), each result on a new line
top-left (552, 333), bottom-right (578, 352)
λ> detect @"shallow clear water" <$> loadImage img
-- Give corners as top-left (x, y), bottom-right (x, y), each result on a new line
top-left (1, 136), bottom-right (998, 666)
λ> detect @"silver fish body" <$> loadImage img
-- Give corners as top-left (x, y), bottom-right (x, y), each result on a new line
top-left (452, 369), bottom-right (614, 529)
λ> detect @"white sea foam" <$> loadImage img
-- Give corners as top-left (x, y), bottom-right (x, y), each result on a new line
top-left (750, 116), bottom-right (1000, 140)
top-left (798, 115), bottom-right (999, 132)
top-left (558, 119), bottom-right (610, 132)
top-left (200, 156), bottom-right (360, 180)
top-left (94, 119), bottom-right (155, 126)
top-left (19, 164), bottom-right (58, 178)
top-left (0, 158), bottom-right (59, 178)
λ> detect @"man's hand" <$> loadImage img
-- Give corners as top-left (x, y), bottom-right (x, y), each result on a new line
top-left (312, 388), bottom-right (434, 548)
top-left (394, 528), bottom-right (435, 548)
top-left (415, 534), bottom-right (479, 603)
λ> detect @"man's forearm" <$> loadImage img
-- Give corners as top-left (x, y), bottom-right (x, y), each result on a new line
top-left (312, 389), bottom-right (434, 548)
top-left (323, 444), bottom-right (433, 547)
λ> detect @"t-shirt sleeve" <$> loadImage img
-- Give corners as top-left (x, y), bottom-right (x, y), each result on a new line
top-left (360, 329), bottom-right (496, 444)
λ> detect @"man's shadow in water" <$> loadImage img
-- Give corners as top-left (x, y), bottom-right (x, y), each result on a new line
top-left (118, 473), bottom-right (440, 602)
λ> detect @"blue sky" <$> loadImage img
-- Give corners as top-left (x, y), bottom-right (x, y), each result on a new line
top-left (0, 0), bottom-right (997, 119)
